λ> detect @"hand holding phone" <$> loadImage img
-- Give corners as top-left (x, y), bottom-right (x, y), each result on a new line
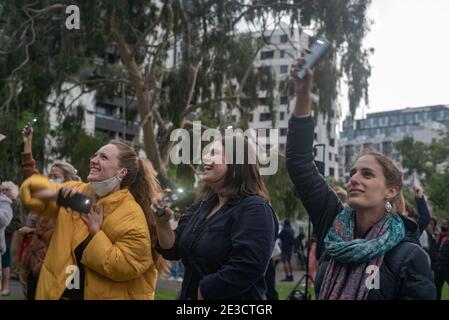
top-left (156, 188), bottom-right (180, 217)
top-left (23, 118), bottom-right (37, 136)
top-left (296, 38), bottom-right (330, 79)
top-left (57, 190), bottom-right (93, 214)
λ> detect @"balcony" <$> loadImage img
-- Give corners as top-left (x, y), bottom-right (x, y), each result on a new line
top-left (95, 115), bottom-right (139, 136)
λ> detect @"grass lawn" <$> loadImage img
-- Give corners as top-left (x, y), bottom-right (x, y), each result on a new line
top-left (156, 289), bottom-right (178, 300)
top-left (5, 282), bottom-right (448, 300)
top-left (155, 282), bottom-right (449, 300)
top-left (276, 282), bottom-right (316, 300)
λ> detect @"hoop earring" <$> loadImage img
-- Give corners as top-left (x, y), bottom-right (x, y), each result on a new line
top-left (385, 201), bottom-right (392, 213)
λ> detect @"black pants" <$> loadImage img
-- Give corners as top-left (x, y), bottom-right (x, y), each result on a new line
top-left (265, 259), bottom-right (278, 300)
top-left (27, 272), bottom-right (38, 300)
top-left (434, 266), bottom-right (449, 300)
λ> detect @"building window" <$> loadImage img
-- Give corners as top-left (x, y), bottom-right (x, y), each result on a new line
top-left (280, 50), bottom-right (285, 58)
top-left (257, 97), bottom-right (267, 106)
top-left (259, 112), bottom-right (271, 121)
top-left (314, 132), bottom-right (317, 140)
top-left (96, 104), bottom-right (115, 117)
top-left (329, 152), bottom-right (332, 161)
top-left (260, 51), bottom-right (274, 60)
top-left (279, 111), bottom-right (285, 120)
top-left (280, 128), bottom-right (287, 136)
top-left (330, 138), bottom-right (335, 147)
top-left (280, 65), bottom-right (289, 74)
top-left (257, 128), bottom-right (269, 137)
top-left (280, 96), bottom-right (289, 105)
top-left (280, 34), bottom-right (288, 43)
top-left (329, 167), bottom-right (335, 177)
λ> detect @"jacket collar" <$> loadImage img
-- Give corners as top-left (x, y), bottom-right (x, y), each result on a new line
top-left (89, 187), bottom-right (134, 214)
top-left (400, 214), bottom-right (421, 243)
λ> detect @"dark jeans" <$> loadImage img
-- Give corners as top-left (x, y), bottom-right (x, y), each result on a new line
top-left (27, 272), bottom-right (38, 300)
top-left (435, 265), bottom-right (449, 300)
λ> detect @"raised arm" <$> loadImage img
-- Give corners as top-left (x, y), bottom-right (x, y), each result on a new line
top-left (22, 128), bottom-right (40, 179)
top-left (286, 60), bottom-right (343, 256)
top-left (413, 186), bottom-right (430, 234)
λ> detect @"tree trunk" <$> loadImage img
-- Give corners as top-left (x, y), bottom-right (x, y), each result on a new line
top-left (111, 17), bottom-right (166, 176)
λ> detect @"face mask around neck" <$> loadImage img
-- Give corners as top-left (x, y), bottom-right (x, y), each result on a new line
top-left (90, 169), bottom-right (125, 197)
top-left (50, 178), bottom-right (63, 184)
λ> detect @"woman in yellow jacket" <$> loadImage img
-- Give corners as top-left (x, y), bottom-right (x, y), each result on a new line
top-left (20, 140), bottom-right (168, 299)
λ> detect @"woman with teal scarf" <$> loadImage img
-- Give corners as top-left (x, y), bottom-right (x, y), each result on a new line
top-left (286, 57), bottom-right (436, 299)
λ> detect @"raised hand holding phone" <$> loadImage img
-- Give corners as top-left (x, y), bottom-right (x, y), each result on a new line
top-left (296, 38), bottom-right (330, 79)
top-left (23, 118), bottom-right (37, 136)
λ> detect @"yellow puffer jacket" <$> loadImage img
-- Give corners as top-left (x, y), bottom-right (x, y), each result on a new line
top-left (20, 174), bottom-right (157, 300)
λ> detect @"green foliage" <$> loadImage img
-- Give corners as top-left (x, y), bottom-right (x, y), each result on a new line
top-left (50, 105), bottom-right (108, 180)
top-left (396, 135), bottom-right (449, 219)
top-left (395, 137), bottom-right (434, 176)
top-left (1, 0), bottom-right (372, 206)
top-left (263, 155), bottom-right (306, 219)
top-left (426, 172), bottom-right (449, 219)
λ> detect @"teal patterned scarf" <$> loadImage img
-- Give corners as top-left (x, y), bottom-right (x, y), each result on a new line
top-left (319, 207), bottom-right (405, 300)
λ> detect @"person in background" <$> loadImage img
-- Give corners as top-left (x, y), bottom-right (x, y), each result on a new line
top-left (421, 217), bottom-right (439, 272)
top-left (435, 217), bottom-right (449, 299)
top-left (20, 127), bottom-right (80, 299)
top-left (0, 179), bottom-right (13, 293)
top-left (294, 226), bottom-right (306, 270)
top-left (404, 186), bottom-right (430, 236)
top-left (0, 181), bottom-right (21, 296)
top-left (278, 219), bottom-right (295, 282)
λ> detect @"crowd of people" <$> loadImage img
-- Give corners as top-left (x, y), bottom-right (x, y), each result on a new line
top-left (0, 56), bottom-right (448, 300)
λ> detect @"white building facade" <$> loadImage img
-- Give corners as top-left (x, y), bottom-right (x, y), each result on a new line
top-left (247, 24), bottom-right (340, 179)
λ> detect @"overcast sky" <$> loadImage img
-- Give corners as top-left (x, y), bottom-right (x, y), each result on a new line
top-left (344, 0), bottom-right (449, 119)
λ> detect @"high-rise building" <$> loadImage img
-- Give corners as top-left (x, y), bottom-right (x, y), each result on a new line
top-left (247, 23), bottom-right (340, 179)
top-left (339, 105), bottom-right (449, 181)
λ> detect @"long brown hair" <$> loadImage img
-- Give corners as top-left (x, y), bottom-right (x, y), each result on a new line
top-left (202, 134), bottom-right (270, 201)
top-left (109, 139), bottom-right (170, 274)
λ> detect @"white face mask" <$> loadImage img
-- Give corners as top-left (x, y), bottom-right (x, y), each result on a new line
top-left (50, 178), bottom-right (63, 184)
top-left (90, 169), bottom-right (124, 197)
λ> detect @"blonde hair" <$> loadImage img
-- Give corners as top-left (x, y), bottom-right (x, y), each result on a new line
top-left (0, 181), bottom-right (19, 199)
top-left (51, 161), bottom-right (81, 182)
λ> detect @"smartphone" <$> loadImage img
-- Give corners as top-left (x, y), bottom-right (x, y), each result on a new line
top-left (156, 188), bottom-right (180, 217)
top-left (296, 37), bottom-right (330, 79)
top-left (23, 118), bottom-right (37, 136)
top-left (57, 191), bottom-right (93, 214)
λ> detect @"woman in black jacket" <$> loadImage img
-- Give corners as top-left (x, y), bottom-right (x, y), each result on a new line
top-left (286, 57), bottom-right (436, 300)
top-left (151, 134), bottom-right (278, 300)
